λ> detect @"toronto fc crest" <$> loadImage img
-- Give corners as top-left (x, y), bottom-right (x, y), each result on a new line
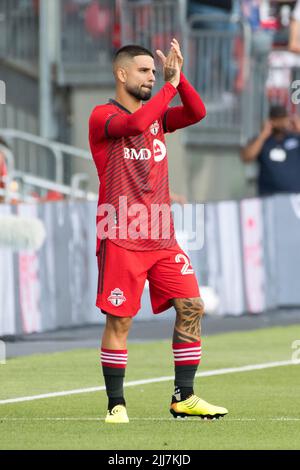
top-left (108, 288), bottom-right (126, 306)
top-left (150, 120), bottom-right (159, 135)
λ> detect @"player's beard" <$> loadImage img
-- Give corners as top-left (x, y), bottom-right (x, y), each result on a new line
top-left (126, 83), bottom-right (152, 101)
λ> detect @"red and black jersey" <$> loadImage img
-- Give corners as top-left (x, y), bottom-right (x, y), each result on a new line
top-left (89, 74), bottom-right (206, 253)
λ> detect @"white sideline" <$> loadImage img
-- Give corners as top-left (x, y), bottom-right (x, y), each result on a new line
top-left (1, 417), bottom-right (300, 422)
top-left (0, 359), bottom-right (299, 405)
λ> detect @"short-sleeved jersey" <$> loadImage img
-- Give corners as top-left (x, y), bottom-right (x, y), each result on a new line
top-left (89, 99), bottom-right (176, 253)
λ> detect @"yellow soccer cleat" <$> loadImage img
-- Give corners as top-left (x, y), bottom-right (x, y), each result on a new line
top-left (170, 395), bottom-right (228, 420)
top-left (105, 404), bottom-right (129, 424)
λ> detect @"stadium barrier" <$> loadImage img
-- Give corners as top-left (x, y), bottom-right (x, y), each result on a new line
top-left (3, 0), bottom-right (296, 148)
top-left (57, 0), bottom-right (185, 86)
top-left (1, 194), bottom-right (300, 336)
top-left (184, 13), bottom-right (252, 146)
top-left (0, 171), bottom-right (97, 203)
top-left (0, 0), bottom-right (184, 85)
top-left (56, 0), bottom-right (117, 85)
top-left (0, 129), bottom-right (93, 187)
top-left (0, 0), bottom-right (39, 64)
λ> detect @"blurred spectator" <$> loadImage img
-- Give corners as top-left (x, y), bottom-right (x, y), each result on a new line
top-left (270, 0), bottom-right (294, 48)
top-left (236, 1), bottom-right (274, 103)
top-left (241, 104), bottom-right (300, 196)
top-left (187, 1), bottom-right (236, 98)
top-left (62, 0), bottom-right (117, 59)
top-left (262, 2), bottom-right (300, 111)
top-left (289, 0), bottom-right (300, 52)
top-left (39, 190), bottom-right (65, 202)
top-left (0, 138), bottom-right (8, 203)
top-left (241, 0), bottom-right (260, 30)
top-left (187, 0), bottom-right (233, 19)
top-left (32, 0), bottom-right (39, 15)
top-left (84, 0), bottom-right (112, 40)
top-left (242, 0), bottom-right (274, 57)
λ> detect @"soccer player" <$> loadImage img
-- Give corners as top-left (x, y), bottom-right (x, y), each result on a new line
top-left (89, 38), bottom-right (228, 423)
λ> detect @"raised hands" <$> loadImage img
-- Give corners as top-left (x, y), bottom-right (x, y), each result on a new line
top-left (290, 114), bottom-right (300, 133)
top-left (261, 120), bottom-right (273, 141)
top-left (156, 38), bottom-right (183, 88)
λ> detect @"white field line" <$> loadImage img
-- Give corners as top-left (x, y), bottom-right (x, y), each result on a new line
top-left (0, 417), bottom-right (300, 422)
top-left (0, 359), bottom-right (299, 406)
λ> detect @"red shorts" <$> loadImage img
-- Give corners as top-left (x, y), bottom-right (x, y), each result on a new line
top-left (96, 239), bottom-right (200, 317)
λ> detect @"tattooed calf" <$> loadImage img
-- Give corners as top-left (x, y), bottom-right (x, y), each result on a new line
top-left (172, 297), bottom-right (205, 343)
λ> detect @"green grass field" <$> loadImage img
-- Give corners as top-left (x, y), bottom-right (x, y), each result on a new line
top-left (0, 324), bottom-right (300, 450)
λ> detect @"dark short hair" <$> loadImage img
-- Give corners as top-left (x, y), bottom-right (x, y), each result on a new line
top-left (113, 44), bottom-right (154, 63)
top-left (269, 104), bottom-right (288, 119)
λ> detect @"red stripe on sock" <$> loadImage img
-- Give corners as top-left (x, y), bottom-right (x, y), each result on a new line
top-left (101, 362), bottom-right (127, 369)
top-left (101, 348), bottom-right (127, 354)
top-left (174, 359), bottom-right (200, 366)
top-left (172, 341), bottom-right (201, 349)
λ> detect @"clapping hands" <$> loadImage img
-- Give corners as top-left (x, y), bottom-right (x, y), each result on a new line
top-left (156, 38), bottom-right (183, 88)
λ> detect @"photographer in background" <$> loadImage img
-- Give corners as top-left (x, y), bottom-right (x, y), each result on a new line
top-left (241, 104), bottom-right (300, 196)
